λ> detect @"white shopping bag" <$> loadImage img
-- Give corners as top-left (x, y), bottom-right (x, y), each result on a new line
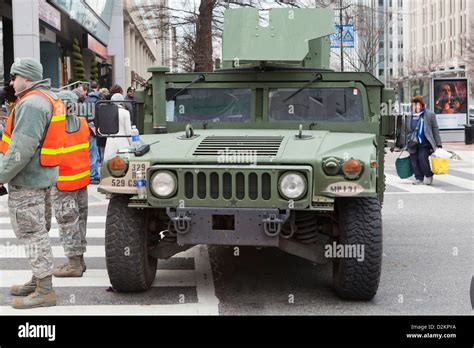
top-left (432, 148), bottom-right (452, 159)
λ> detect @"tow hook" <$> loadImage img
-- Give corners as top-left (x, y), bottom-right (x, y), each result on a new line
top-left (262, 210), bottom-right (289, 237)
top-left (167, 208), bottom-right (191, 234)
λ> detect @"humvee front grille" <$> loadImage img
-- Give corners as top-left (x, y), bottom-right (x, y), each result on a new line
top-left (193, 136), bottom-right (283, 157)
top-left (183, 170), bottom-right (272, 201)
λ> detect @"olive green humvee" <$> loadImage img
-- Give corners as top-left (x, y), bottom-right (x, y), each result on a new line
top-left (98, 8), bottom-right (395, 300)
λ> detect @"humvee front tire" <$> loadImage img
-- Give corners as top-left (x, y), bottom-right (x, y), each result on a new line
top-left (105, 194), bottom-right (157, 292)
top-left (332, 197), bottom-right (382, 300)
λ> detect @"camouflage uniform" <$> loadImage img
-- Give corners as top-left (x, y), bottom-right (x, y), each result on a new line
top-left (50, 186), bottom-right (88, 257)
top-left (8, 185), bottom-right (54, 278)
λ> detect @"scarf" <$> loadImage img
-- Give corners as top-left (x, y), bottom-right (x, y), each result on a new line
top-left (412, 110), bottom-right (425, 143)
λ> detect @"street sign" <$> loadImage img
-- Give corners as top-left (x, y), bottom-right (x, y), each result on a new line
top-left (330, 24), bottom-right (354, 48)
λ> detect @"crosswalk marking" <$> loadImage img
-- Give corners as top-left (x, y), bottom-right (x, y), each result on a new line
top-left (1, 245), bottom-right (105, 258)
top-left (0, 270), bottom-right (196, 288)
top-left (0, 244), bottom-right (197, 260)
top-left (0, 216), bottom-right (106, 224)
top-left (385, 173), bottom-right (446, 193)
top-left (194, 245), bottom-right (219, 315)
top-left (0, 303), bottom-right (204, 315)
top-left (1, 228), bottom-right (105, 239)
top-left (431, 174), bottom-right (474, 191)
top-left (449, 167), bottom-right (474, 175)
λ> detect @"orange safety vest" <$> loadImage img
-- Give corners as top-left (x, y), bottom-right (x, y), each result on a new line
top-left (57, 116), bottom-right (90, 191)
top-left (0, 90), bottom-right (66, 166)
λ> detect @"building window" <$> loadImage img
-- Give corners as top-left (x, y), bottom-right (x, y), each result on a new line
top-left (389, 41), bottom-right (393, 49)
top-left (379, 69), bottom-right (384, 76)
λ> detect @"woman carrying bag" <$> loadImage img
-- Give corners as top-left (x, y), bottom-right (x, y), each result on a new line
top-left (397, 96), bottom-right (443, 185)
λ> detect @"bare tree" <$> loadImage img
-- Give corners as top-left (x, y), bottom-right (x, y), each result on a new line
top-left (130, 0), bottom-right (397, 74)
top-left (129, 0), bottom-right (310, 72)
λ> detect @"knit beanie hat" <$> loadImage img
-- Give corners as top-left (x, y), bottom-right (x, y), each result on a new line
top-left (10, 57), bottom-right (43, 82)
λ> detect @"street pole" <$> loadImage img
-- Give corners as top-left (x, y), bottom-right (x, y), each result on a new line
top-left (340, 0), bottom-right (344, 72)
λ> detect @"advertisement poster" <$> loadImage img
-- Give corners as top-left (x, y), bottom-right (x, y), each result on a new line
top-left (432, 78), bottom-right (469, 129)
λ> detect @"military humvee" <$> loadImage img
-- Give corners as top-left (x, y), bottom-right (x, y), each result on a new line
top-left (97, 8), bottom-right (395, 300)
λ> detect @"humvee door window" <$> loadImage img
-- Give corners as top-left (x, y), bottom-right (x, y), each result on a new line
top-left (166, 88), bottom-right (251, 122)
top-left (269, 88), bottom-right (363, 122)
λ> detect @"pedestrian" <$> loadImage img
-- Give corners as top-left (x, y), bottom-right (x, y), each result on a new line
top-left (104, 93), bottom-right (132, 160)
top-left (399, 96), bottom-right (443, 185)
top-left (124, 86), bottom-right (135, 123)
top-left (72, 83), bottom-right (89, 103)
top-left (99, 87), bottom-right (109, 100)
top-left (0, 57), bottom-right (66, 309)
top-left (106, 84), bottom-right (123, 100)
top-left (89, 80), bottom-right (99, 94)
top-left (84, 83), bottom-right (102, 183)
top-left (51, 90), bottom-right (90, 277)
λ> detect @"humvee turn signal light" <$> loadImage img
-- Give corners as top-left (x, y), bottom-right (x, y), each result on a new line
top-left (342, 159), bottom-right (363, 180)
top-left (108, 156), bottom-right (128, 178)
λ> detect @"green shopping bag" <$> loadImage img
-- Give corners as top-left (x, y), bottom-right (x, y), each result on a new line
top-left (395, 151), bottom-right (412, 179)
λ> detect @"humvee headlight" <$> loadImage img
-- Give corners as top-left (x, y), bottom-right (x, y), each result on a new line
top-left (342, 159), bottom-right (363, 180)
top-left (108, 156), bottom-right (128, 178)
top-left (151, 171), bottom-right (177, 198)
top-left (322, 157), bottom-right (341, 176)
top-left (278, 172), bottom-right (307, 200)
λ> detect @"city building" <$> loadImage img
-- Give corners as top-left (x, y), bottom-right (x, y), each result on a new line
top-left (123, 0), bottom-right (172, 88)
top-left (1, 0), bottom-right (116, 88)
top-left (329, 0), bottom-right (404, 89)
top-left (0, 0), bottom-right (171, 91)
top-left (402, 0), bottom-right (473, 103)
top-left (376, 0), bottom-right (404, 88)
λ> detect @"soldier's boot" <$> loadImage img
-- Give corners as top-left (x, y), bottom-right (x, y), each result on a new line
top-left (11, 276), bottom-right (56, 309)
top-left (10, 276), bottom-right (37, 296)
top-left (53, 256), bottom-right (84, 277)
top-left (80, 254), bottom-right (86, 272)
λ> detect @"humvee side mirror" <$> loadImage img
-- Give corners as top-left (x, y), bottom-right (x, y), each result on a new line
top-left (95, 101), bottom-right (119, 136)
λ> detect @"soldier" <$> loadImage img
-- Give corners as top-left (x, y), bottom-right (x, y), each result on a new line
top-left (0, 57), bottom-right (66, 308)
top-left (51, 90), bottom-right (90, 277)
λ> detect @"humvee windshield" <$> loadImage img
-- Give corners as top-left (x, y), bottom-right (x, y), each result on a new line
top-left (269, 88), bottom-right (363, 122)
top-left (166, 88), bottom-right (251, 122)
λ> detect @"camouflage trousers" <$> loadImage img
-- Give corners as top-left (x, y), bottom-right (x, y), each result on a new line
top-left (8, 185), bottom-right (54, 279)
top-left (50, 186), bottom-right (88, 257)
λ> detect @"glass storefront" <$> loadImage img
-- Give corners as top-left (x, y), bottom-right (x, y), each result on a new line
top-left (50, 0), bottom-right (113, 44)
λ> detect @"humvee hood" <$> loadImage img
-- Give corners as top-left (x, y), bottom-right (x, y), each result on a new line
top-left (138, 129), bottom-right (376, 165)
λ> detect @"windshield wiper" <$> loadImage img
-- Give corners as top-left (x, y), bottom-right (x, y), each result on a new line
top-left (283, 73), bottom-right (322, 102)
top-left (170, 74), bottom-right (205, 100)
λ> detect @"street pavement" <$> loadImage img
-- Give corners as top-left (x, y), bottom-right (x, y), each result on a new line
top-left (0, 143), bottom-right (472, 315)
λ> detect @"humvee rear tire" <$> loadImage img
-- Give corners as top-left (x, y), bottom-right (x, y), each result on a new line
top-left (105, 194), bottom-right (157, 292)
top-left (332, 197), bottom-right (382, 300)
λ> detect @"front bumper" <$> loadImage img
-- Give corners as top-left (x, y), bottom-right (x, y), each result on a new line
top-left (167, 207), bottom-right (290, 246)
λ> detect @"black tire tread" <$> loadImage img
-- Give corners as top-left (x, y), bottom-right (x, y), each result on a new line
top-left (105, 194), bottom-right (157, 292)
top-left (333, 197), bottom-right (383, 300)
